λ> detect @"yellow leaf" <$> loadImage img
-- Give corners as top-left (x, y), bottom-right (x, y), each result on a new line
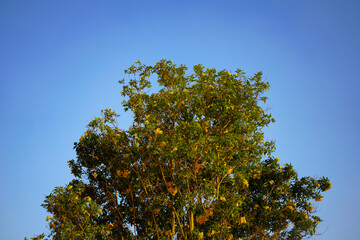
top-left (307, 204), bottom-right (314, 211)
top-left (196, 215), bottom-right (208, 225)
top-left (243, 179), bottom-right (249, 187)
top-left (239, 216), bottom-right (246, 224)
top-left (177, 101), bottom-right (185, 108)
top-left (285, 205), bottom-right (294, 211)
top-left (123, 170), bottom-right (131, 178)
top-left (326, 182), bottom-right (332, 191)
top-left (168, 187), bottom-right (178, 196)
top-left (315, 196), bottom-right (323, 202)
top-left (155, 128), bottom-right (163, 137)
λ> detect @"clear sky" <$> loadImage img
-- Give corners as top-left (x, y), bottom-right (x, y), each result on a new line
top-left (1, 0), bottom-right (359, 239)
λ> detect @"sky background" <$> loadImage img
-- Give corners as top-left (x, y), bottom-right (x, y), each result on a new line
top-left (1, 0), bottom-right (359, 239)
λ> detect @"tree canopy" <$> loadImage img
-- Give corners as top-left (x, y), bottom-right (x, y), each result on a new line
top-left (27, 60), bottom-right (331, 240)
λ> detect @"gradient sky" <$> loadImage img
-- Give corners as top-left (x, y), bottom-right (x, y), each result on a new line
top-left (1, 0), bottom-right (359, 239)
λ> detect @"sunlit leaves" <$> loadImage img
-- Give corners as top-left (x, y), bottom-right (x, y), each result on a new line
top-left (27, 60), bottom-right (331, 240)
top-left (39, 181), bottom-right (112, 240)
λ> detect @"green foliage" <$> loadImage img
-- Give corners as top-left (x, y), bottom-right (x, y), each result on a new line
top-left (24, 233), bottom-right (46, 240)
top-left (41, 181), bottom-right (112, 239)
top-left (27, 60), bottom-right (331, 240)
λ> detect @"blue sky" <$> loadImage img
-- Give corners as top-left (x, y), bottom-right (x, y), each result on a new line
top-left (1, 0), bottom-right (359, 239)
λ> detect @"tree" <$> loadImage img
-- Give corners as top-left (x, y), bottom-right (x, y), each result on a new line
top-left (27, 60), bottom-right (331, 240)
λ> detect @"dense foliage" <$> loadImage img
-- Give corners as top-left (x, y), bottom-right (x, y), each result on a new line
top-left (27, 60), bottom-right (331, 240)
